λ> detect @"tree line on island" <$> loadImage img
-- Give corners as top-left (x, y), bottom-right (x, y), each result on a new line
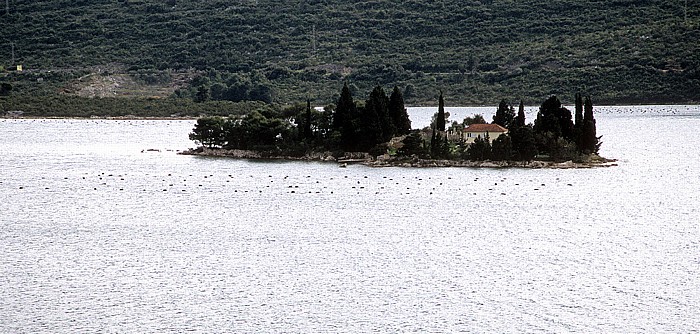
top-left (189, 83), bottom-right (600, 162)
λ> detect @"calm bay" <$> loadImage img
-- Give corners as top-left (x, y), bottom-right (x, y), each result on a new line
top-left (1, 106), bottom-right (698, 332)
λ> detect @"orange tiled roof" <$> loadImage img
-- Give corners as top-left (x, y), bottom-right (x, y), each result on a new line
top-left (463, 124), bottom-right (508, 132)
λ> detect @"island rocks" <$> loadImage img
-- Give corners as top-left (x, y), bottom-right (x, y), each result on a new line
top-left (180, 147), bottom-right (617, 169)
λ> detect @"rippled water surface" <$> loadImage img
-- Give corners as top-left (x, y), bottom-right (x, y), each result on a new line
top-left (1, 106), bottom-right (699, 332)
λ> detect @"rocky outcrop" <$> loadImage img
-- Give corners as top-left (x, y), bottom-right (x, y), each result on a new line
top-left (364, 158), bottom-right (617, 168)
top-left (179, 147), bottom-right (337, 161)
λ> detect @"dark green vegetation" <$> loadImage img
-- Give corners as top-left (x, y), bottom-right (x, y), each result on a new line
top-left (189, 84), bottom-right (412, 155)
top-left (435, 94), bottom-right (600, 162)
top-left (2, 0), bottom-right (699, 109)
top-left (190, 83), bottom-right (600, 163)
top-left (0, 95), bottom-right (267, 118)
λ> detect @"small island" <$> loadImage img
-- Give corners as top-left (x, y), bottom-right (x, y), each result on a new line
top-left (182, 84), bottom-right (615, 168)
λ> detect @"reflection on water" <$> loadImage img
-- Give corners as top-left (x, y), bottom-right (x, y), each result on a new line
top-left (1, 106), bottom-right (699, 332)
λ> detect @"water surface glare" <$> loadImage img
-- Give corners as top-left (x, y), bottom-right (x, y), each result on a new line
top-left (1, 106), bottom-right (699, 332)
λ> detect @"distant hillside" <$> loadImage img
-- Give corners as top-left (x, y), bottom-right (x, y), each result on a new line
top-left (1, 0), bottom-right (699, 105)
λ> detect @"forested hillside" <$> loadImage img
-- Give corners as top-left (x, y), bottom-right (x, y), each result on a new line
top-left (1, 0), bottom-right (699, 105)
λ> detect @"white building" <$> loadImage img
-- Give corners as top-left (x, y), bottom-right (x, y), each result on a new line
top-left (462, 124), bottom-right (508, 144)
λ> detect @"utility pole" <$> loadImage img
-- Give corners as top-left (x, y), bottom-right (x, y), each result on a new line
top-left (5, 0), bottom-right (9, 15)
top-left (11, 43), bottom-right (14, 65)
top-left (685, 0), bottom-right (688, 24)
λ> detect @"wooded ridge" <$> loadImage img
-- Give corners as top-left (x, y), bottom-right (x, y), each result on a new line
top-left (1, 0), bottom-right (699, 105)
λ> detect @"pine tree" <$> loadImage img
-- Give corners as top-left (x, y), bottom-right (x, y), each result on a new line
top-left (389, 86), bottom-right (411, 135)
top-left (437, 91), bottom-right (446, 132)
top-left (189, 116), bottom-right (225, 148)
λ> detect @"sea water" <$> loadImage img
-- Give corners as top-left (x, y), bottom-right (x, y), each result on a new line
top-left (1, 106), bottom-right (698, 332)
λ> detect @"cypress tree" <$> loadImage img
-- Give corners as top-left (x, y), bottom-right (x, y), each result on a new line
top-left (581, 96), bottom-right (600, 154)
top-left (334, 83), bottom-right (358, 151)
top-left (574, 93), bottom-right (584, 129)
top-left (493, 99), bottom-right (515, 130)
top-left (362, 85), bottom-right (393, 144)
top-left (437, 91), bottom-right (446, 132)
top-left (574, 93), bottom-right (584, 152)
top-left (515, 100), bottom-right (526, 128)
top-left (333, 83), bottom-right (353, 131)
top-left (389, 86), bottom-right (411, 135)
top-left (430, 130), bottom-right (450, 159)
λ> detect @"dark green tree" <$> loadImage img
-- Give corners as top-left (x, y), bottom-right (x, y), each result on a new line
top-left (436, 91), bottom-right (446, 132)
top-left (333, 83), bottom-right (352, 130)
top-left (403, 84), bottom-right (415, 100)
top-left (491, 133), bottom-right (513, 161)
top-left (0, 82), bottom-right (12, 96)
top-left (430, 127), bottom-right (438, 156)
top-left (574, 93), bottom-right (584, 129)
top-left (372, 85), bottom-right (394, 141)
top-left (389, 86), bottom-right (411, 135)
top-left (397, 130), bottom-right (426, 157)
top-left (548, 136), bottom-right (578, 161)
top-left (429, 127), bottom-right (449, 159)
top-left (238, 111), bottom-right (290, 149)
top-left (510, 125), bottom-right (538, 161)
top-left (467, 134), bottom-right (491, 161)
top-left (333, 83), bottom-right (359, 151)
top-left (189, 116), bottom-right (224, 148)
top-left (533, 95), bottom-right (574, 141)
top-left (249, 84), bottom-right (273, 104)
top-left (358, 85), bottom-right (392, 149)
top-left (580, 96), bottom-right (601, 154)
top-left (222, 117), bottom-right (244, 149)
top-left (462, 114), bottom-right (486, 126)
top-left (573, 92), bottom-right (584, 152)
top-left (515, 100), bottom-right (526, 128)
top-left (493, 99), bottom-right (516, 130)
top-left (194, 85), bottom-right (209, 103)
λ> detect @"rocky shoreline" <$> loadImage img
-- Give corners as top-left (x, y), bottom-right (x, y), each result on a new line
top-left (179, 147), bottom-right (618, 169)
